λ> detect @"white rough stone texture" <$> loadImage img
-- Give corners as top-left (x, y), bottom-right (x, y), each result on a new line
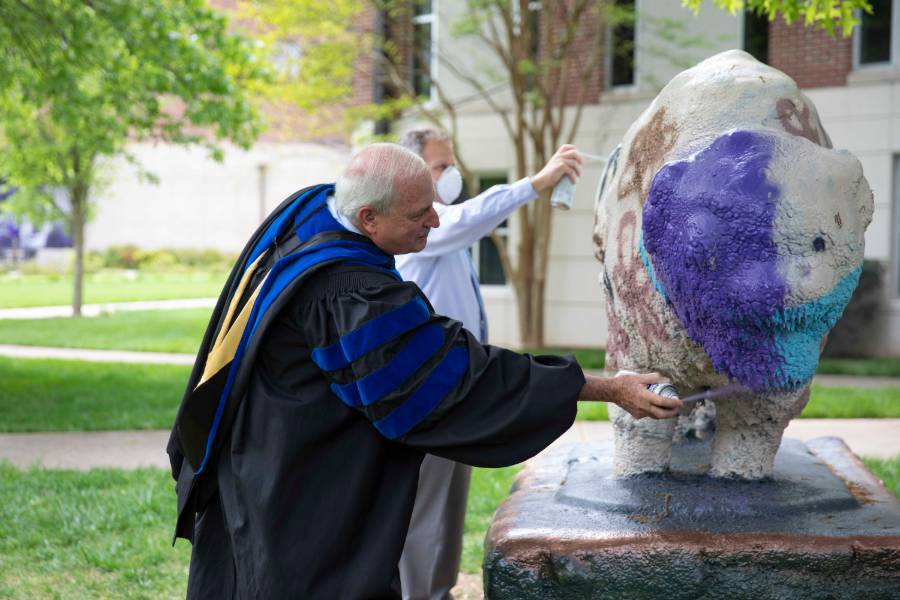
top-left (592, 50), bottom-right (874, 479)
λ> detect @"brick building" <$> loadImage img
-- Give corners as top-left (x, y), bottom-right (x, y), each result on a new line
top-left (353, 0), bottom-right (900, 357)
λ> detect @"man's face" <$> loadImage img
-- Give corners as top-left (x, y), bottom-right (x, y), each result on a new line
top-left (360, 173), bottom-right (440, 255)
top-left (421, 139), bottom-right (455, 184)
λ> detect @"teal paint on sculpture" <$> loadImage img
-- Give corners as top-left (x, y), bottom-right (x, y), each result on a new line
top-left (771, 264), bottom-right (862, 389)
top-left (638, 234), bottom-right (668, 302)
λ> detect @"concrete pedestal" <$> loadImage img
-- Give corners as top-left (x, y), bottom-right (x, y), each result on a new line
top-left (484, 437), bottom-right (900, 599)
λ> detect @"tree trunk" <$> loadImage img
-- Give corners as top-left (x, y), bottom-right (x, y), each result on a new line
top-left (70, 186), bottom-right (87, 317)
top-left (514, 203), bottom-right (537, 347)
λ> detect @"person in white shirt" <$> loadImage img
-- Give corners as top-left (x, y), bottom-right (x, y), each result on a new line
top-left (395, 128), bottom-right (582, 600)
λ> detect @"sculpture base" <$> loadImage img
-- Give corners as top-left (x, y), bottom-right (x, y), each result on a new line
top-left (484, 437), bottom-right (900, 600)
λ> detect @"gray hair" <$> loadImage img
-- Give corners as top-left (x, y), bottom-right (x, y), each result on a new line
top-left (334, 143), bottom-right (430, 225)
top-left (397, 127), bottom-right (451, 157)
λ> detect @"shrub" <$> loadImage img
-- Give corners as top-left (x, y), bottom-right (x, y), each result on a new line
top-left (89, 246), bottom-right (235, 271)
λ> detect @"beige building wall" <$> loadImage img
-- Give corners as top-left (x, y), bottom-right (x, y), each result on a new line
top-left (86, 142), bottom-right (349, 252)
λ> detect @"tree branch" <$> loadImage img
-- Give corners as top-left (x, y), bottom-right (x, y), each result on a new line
top-left (433, 50), bottom-right (516, 141)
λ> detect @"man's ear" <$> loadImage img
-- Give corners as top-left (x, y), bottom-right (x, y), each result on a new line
top-left (356, 206), bottom-right (379, 236)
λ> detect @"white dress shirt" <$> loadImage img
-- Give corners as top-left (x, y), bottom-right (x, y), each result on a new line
top-left (396, 177), bottom-right (537, 343)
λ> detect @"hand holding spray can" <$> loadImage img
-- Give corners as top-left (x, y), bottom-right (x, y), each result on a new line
top-left (550, 151), bottom-right (608, 210)
top-left (614, 370), bottom-right (680, 401)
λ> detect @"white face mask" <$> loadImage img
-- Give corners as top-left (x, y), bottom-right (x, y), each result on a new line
top-left (435, 166), bottom-right (463, 204)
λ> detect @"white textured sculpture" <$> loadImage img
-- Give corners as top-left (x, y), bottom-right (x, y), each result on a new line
top-left (593, 50), bottom-right (874, 479)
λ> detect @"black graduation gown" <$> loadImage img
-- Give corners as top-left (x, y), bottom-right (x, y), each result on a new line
top-left (185, 262), bottom-right (584, 600)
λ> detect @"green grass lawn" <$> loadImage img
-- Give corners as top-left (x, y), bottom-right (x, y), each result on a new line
top-left (0, 309), bottom-right (210, 354)
top-left (864, 456), bottom-right (900, 498)
top-left (0, 458), bottom-right (897, 597)
top-left (0, 465), bottom-right (190, 599)
top-left (818, 357), bottom-right (900, 378)
top-left (0, 357), bottom-right (190, 432)
top-left (2, 357), bottom-right (899, 432)
top-left (800, 386), bottom-right (900, 418)
top-left (462, 466), bottom-right (521, 573)
top-left (0, 270), bottom-right (227, 308)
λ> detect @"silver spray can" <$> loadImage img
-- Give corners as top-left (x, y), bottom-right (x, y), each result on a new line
top-left (615, 370), bottom-right (680, 400)
top-left (647, 383), bottom-right (680, 400)
top-left (550, 175), bottom-right (575, 210)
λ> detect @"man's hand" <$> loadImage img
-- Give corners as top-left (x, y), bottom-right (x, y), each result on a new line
top-left (529, 144), bottom-right (583, 193)
top-left (579, 372), bottom-right (682, 420)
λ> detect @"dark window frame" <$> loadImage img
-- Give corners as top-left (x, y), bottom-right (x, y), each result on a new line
top-left (411, 0), bottom-right (436, 99)
top-left (742, 8), bottom-right (769, 64)
top-left (608, 0), bottom-right (636, 88)
top-left (855, 0), bottom-right (896, 67)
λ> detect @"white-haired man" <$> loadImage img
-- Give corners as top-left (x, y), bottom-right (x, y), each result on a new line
top-left (395, 128), bottom-right (581, 600)
top-left (169, 143), bottom-right (679, 600)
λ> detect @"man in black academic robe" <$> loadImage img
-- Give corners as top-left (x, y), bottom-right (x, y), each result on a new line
top-left (169, 143), bottom-right (679, 599)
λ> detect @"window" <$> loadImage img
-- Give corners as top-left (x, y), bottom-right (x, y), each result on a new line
top-left (743, 9), bottom-right (769, 64)
top-left (856, 0), bottom-right (897, 67)
top-left (412, 0), bottom-right (436, 99)
top-left (469, 175), bottom-right (509, 285)
top-left (609, 0), bottom-right (636, 87)
top-left (271, 41), bottom-right (302, 79)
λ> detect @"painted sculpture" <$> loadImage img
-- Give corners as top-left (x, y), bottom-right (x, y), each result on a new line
top-left (593, 50), bottom-right (874, 479)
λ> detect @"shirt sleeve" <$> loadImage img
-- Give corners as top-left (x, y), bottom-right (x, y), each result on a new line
top-left (410, 177), bottom-right (537, 258)
top-left (302, 267), bottom-right (583, 467)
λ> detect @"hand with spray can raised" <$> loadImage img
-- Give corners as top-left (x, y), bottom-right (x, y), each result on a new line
top-left (528, 145), bottom-right (584, 200)
top-left (548, 150), bottom-right (611, 210)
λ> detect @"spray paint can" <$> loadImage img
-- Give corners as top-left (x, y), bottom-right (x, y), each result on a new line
top-left (550, 175), bottom-right (575, 210)
top-left (646, 382), bottom-right (680, 400)
top-left (615, 370), bottom-right (680, 400)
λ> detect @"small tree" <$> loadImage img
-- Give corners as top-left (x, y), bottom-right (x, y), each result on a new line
top-left (0, 0), bottom-right (265, 315)
top-left (403, 1), bottom-right (614, 347)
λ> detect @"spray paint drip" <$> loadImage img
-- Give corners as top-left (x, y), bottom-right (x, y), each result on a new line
top-left (680, 383), bottom-right (747, 404)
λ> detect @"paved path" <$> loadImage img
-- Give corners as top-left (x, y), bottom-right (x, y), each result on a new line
top-left (0, 344), bottom-right (196, 365)
top-left (2, 419), bottom-right (897, 471)
top-left (0, 297), bottom-right (216, 320)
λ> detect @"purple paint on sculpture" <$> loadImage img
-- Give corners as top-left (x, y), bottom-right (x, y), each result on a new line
top-left (642, 130), bottom-right (786, 391)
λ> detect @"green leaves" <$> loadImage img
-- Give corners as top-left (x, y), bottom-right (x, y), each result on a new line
top-left (0, 0), bottom-right (265, 219)
top-left (238, 0), bottom-right (366, 121)
top-left (683, 0), bottom-right (872, 36)
top-left (0, 0), bottom-right (265, 313)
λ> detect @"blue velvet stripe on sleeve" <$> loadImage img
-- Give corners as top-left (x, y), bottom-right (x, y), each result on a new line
top-left (329, 323), bottom-right (445, 407)
top-left (311, 297), bottom-right (431, 372)
top-left (374, 346), bottom-right (469, 439)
